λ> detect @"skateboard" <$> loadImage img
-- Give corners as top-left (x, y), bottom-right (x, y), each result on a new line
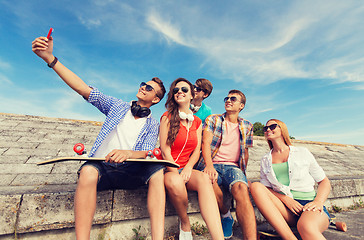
top-left (257, 214), bottom-right (347, 239)
top-left (329, 214), bottom-right (347, 232)
top-left (257, 230), bottom-right (280, 239)
top-left (37, 143), bottom-right (179, 168)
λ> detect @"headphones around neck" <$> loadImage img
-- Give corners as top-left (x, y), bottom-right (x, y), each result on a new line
top-left (131, 101), bottom-right (151, 118)
top-left (179, 111), bottom-right (194, 121)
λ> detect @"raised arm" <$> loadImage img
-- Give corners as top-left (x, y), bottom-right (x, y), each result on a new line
top-left (32, 36), bottom-right (92, 99)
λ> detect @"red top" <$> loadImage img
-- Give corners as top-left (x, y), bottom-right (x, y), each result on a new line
top-left (162, 112), bottom-right (202, 168)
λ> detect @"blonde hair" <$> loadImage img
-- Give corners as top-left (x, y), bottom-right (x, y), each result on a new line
top-left (266, 119), bottom-right (292, 150)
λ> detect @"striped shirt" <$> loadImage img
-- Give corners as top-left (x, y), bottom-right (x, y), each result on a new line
top-left (201, 113), bottom-right (253, 172)
top-left (87, 87), bottom-right (159, 157)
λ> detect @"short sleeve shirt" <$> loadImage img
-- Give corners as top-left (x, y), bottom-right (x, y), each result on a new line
top-left (162, 112), bottom-right (202, 168)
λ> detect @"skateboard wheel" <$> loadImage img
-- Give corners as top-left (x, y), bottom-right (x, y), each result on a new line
top-left (73, 143), bottom-right (85, 155)
top-left (153, 148), bottom-right (162, 159)
top-left (147, 150), bottom-right (154, 158)
top-left (335, 221), bottom-right (347, 232)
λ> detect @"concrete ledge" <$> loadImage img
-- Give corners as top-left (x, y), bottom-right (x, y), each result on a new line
top-left (1, 177), bottom-right (363, 238)
top-left (0, 189), bottom-right (201, 237)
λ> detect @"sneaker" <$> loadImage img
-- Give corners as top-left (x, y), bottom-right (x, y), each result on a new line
top-left (221, 216), bottom-right (234, 239)
top-left (179, 222), bottom-right (193, 240)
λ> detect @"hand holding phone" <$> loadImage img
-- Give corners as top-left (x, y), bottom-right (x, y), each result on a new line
top-left (47, 28), bottom-right (53, 40)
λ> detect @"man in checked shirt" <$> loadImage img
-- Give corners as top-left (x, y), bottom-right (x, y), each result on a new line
top-left (198, 90), bottom-right (257, 239)
top-left (32, 35), bottom-right (166, 240)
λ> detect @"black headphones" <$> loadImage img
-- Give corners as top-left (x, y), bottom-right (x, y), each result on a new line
top-left (131, 101), bottom-right (151, 118)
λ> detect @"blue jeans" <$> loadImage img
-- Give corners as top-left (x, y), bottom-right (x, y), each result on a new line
top-left (214, 164), bottom-right (248, 192)
top-left (295, 199), bottom-right (331, 220)
top-left (78, 161), bottom-right (165, 191)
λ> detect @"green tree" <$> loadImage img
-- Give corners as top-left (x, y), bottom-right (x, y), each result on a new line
top-left (253, 122), bottom-right (264, 136)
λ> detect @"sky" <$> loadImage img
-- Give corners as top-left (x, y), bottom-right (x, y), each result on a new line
top-left (0, 0), bottom-right (363, 146)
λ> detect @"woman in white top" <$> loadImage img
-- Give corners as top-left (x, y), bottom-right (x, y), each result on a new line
top-left (250, 119), bottom-right (331, 240)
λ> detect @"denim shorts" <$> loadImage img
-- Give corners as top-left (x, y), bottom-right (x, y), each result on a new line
top-left (295, 199), bottom-right (331, 220)
top-left (78, 160), bottom-right (165, 191)
top-left (214, 164), bottom-right (248, 192)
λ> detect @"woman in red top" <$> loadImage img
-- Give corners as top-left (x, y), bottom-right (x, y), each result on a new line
top-left (160, 78), bottom-right (223, 240)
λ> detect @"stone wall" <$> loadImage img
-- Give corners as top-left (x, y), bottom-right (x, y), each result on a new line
top-left (0, 113), bottom-right (363, 239)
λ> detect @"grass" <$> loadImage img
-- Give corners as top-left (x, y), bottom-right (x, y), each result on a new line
top-left (132, 225), bottom-right (145, 240)
top-left (191, 221), bottom-right (209, 235)
top-left (330, 198), bottom-right (364, 213)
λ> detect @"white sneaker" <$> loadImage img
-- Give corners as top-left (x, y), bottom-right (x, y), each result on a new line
top-left (179, 222), bottom-right (193, 240)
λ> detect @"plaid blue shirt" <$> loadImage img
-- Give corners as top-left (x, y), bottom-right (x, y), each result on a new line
top-left (87, 87), bottom-right (159, 157)
top-left (201, 113), bottom-right (253, 172)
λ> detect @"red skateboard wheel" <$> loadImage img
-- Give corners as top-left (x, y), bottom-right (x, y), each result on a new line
top-left (147, 150), bottom-right (154, 158)
top-left (73, 143), bottom-right (85, 155)
top-left (153, 148), bottom-right (162, 159)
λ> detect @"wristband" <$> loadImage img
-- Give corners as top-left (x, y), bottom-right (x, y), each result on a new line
top-left (47, 57), bottom-right (58, 68)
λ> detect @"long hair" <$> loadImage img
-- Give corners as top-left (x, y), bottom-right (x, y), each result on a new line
top-left (266, 119), bottom-right (292, 150)
top-left (165, 78), bottom-right (195, 145)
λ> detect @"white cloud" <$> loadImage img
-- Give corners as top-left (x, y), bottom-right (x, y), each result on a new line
top-left (146, 11), bottom-right (190, 47)
top-left (78, 16), bottom-right (101, 29)
top-left (0, 59), bottom-right (12, 70)
top-left (0, 73), bottom-right (12, 85)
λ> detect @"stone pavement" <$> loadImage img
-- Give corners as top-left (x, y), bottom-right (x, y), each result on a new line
top-left (0, 112), bottom-right (364, 239)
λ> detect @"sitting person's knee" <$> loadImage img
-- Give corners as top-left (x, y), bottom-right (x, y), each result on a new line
top-left (149, 169), bottom-right (164, 183)
top-left (165, 174), bottom-right (183, 190)
top-left (78, 166), bottom-right (99, 185)
top-left (249, 182), bottom-right (264, 195)
top-left (232, 182), bottom-right (249, 196)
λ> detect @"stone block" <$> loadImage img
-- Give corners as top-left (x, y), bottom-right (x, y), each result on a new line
top-left (51, 162), bottom-right (84, 174)
top-left (353, 178), bottom-right (364, 195)
top-left (0, 164), bottom-right (52, 175)
top-left (0, 155), bottom-right (29, 164)
top-left (113, 188), bottom-right (149, 221)
top-left (11, 174), bottom-right (77, 186)
top-left (16, 191), bottom-right (112, 233)
top-left (0, 174), bottom-right (16, 186)
top-left (0, 195), bottom-right (21, 235)
top-left (330, 179), bottom-right (358, 198)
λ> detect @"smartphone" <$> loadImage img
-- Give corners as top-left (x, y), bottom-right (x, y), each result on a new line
top-left (47, 28), bottom-right (53, 40)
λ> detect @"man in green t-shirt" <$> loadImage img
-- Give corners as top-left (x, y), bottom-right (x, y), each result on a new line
top-left (190, 78), bottom-right (213, 123)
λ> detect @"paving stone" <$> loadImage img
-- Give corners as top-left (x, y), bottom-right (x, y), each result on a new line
top-left (11, 174), bottom-right (77, 186)
top-left (0, 175), bottom-right (16, 186)
top-left (0, 195), bottom-right (21, 235)
top-left (3, 148), bottom-right (59, 157)
top-left (0, 164), bottom-right (52, 175)
top-left (51, 162), bottom-right (84, 174)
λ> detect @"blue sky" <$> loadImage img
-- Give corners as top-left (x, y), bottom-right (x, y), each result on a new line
top-left (1, 0), bottom-right (363, 146)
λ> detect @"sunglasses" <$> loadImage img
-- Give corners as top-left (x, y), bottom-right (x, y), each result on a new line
top-left (263, 124), bottom-right (279, 132)
top-left (194, 85), bottom-right (206, 93)
top-left (224, 96), bottom-right (239, 103)
top-left (140, 82), bottom-right (161, 99)
top-left (173, 87), bottom-right (189, 94)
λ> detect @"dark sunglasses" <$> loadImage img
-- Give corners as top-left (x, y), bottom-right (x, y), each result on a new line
top-left (224, 96), bottom-right (239, 103)
top-left (173, 87), bottom-right (189, 94)
top-left (194, 85), bottom-right (206, 93)
top-left (263, 124), bottom-right (279, 132)
top-left (140, 82), bottom-right (161, 98)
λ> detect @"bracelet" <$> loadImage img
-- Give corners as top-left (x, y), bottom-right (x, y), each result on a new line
top-left (47, 57), bottom-right (58, 68)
